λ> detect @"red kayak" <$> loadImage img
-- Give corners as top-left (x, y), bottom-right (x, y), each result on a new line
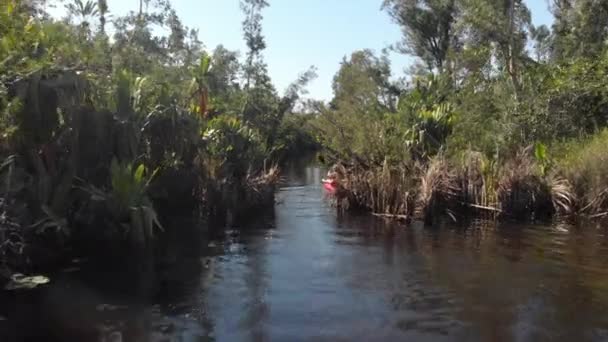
top-left (322, 178), bottom-right (338, 194)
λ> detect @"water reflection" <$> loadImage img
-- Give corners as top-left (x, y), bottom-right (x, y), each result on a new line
top-left (2, 163), bottom-right (608, 341)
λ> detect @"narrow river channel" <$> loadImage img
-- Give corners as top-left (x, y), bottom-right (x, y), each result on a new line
top-left (3, 162), bottom-right (608, 341)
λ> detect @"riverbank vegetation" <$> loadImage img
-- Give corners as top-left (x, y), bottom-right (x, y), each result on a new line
top-left (0, 0), bottom-right (317, 284)
top-left (4, 0), bottom-right (608, 287)
top-left (314, 0), bottom-right (608, 222)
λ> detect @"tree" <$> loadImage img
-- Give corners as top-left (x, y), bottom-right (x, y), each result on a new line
top-left (203, 45), bottom-right (242, 115)
top-left (19, 0), bottom-right (49, 17)
top-left (240, 0), bottom-right (269, 89)
top-left (97, 0), bottom-right (108, 35)
top-left (383, 0), bottom-right (458, 73)
top-left (332, 50), bottom-right (400, 113)
top-left (191, 53), bottom-right (212, 118)
top-left (111, 0), bottom-right (173, 73)
top-left (314, 50), bottom-right (404, 163)
top-left (208, 46), bottom-right (241, 95)
top-left (164, 9), bottom-right (201, 66)
top-left (66, 0), bottom-right (99, 37)
top-left (166, 10), bottom-right (186, 55)
top-left (550, 0), bottom-right (574, 60)
top-left (239, 0), bottom-right (278, 132)
top-left (280, 66), bottom-right (318, 114)
top-left (457, 0), bottom-right (532, 98)
top-left (550, 0), bottom-right (608, 59)
top-left (530, 24), bottom-right (551, 62)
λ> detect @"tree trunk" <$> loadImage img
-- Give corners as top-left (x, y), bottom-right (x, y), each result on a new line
top-left (100, 16), bottom-right (105, 35)
top-left (200, 88), bottom-right (209, 119)
top-left (506, 0), bottom-right (522, 100)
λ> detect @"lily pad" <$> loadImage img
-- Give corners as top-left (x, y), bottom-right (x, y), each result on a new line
top-left (4, 273), bottom-right (50, 290)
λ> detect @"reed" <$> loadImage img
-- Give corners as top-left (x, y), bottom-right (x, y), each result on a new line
top-left (415, 155), bottom-right (458, 222)
top-left (455, 151), bottom-right (498, 210)
top-left (557, 130), bottom-right (608, 216)
top-left (335, 160), bottom-right (415, 218)
top-left (495, 148), bottom-right (553, 218)
top-left (547, 174), bottom-right (575, 216)
top-left (329, 147), bottom-right (580, 222)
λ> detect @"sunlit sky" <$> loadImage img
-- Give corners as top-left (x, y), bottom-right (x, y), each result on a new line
top-left (48, 0), bottom-right (554, 101)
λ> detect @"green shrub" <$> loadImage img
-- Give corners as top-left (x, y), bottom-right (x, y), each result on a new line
top-left (555, 129), bottom-right (608, 214)
top-left (202, 115), bottom-right (268, 179)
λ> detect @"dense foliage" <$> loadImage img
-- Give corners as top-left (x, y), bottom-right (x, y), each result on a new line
top-left (0, 0), bottom-right (316, 278)
top-left (313, 0), bottom-right (608, 221)
top-left (3, 0), bottom-right (608, 282)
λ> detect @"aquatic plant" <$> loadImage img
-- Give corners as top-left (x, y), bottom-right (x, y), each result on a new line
top-left (335, 160), bottom-right (415, 219)
top-left (496, 148), bottom-right (553, 218)
top-left (415, 155), bottom-right (458, 222)
top-left (328, 147), bottom-right (581, 223)
top-left (81, 159), bottom-right (163, 247)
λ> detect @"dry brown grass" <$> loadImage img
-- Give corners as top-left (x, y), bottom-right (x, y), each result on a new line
top-left (331, 147), bottom-right (578, 222)
top-left (556, 130), bottom-right (608, 216)
top-left (495, 148), bottom-right (553, 218)
top-left (455, 151), bottom-right (501, 211)
top-left (547, 175), bottom-right (575, 215)
top-left (415, 156), bottom-right (459, 221)
top-left (337, 160), bottom-right (415, 218)
top-left (244, 164), bottom-right (281, 205)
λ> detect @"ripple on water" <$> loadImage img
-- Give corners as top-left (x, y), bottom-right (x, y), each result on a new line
top-left (6, 166), bottom-right (608, 341)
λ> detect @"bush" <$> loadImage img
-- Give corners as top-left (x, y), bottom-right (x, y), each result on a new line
top-left (201, 115), bottom-right (268, 180)
top-left (555, 129), bottom-right (608, 214)
top-left (274, 113), bottom-right (318, 161)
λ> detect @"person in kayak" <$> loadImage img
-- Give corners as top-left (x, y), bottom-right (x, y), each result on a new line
top-left (322, 165), bottom-right (342, 195)
top-left (322, 176), bottom-right (338, 194)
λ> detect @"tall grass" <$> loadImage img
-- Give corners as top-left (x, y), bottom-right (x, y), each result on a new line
top-left (415, 156), bottom-right (458, 222)
top-left (329, 146), bottom-right (583, 222)
top-left (495, 147), bottom-right (553, 218)
top-left (329, 160), bottom-right (412, 218)
top-left (556, 129), bottom-right (608, 216)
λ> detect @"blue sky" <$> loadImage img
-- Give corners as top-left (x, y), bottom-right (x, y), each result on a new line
top-left (49, 0), bottom-right (554, 101)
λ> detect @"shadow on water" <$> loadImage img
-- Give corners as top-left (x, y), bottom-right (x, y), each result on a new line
top-left (3, 161), bottom-right (608, 341)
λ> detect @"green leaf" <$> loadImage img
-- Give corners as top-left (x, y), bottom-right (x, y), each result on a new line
top-left (7, 1), bottom-right (14, 16)
top-left (5, 274), bottom-right (50, 290)
top-left (534, 142), bottom-right (547, 162)
top-left (200, 53), bottom-right (211, 74)
top-left (134, 164), bottom-right (145, 184)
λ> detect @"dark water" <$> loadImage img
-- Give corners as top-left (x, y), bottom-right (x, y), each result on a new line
top-left (3, 164), bottom-right (608, 341)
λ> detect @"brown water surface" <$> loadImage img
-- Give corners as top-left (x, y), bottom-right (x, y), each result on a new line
top-left (2, 163), bottom-right (608, 341)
